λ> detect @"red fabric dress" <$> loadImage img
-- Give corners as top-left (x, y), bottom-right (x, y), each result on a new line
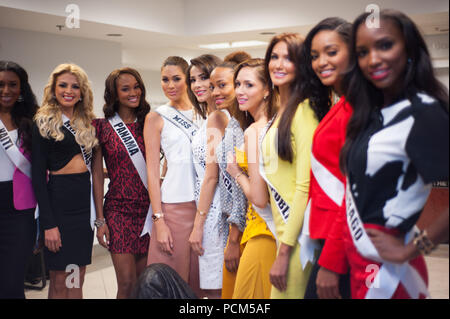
top-left (308, 96), bottom-right (352, 272)
top-left (93, 118), bottom-right (150, 255)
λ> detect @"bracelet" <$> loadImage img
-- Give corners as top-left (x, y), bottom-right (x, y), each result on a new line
top-left (94, 218), bottom-right (106, 228)
top-left (151, 212), bottom-right (164, 222)
top-left (234, 171), bottom-right (244, 181)
top-left (413, 229), bottom-right (436, 255)
top-left (197, 210), bottom-right (207, 217)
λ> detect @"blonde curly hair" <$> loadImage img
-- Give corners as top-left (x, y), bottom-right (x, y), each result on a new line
top-left (35, 63), bottom-right (97, 152)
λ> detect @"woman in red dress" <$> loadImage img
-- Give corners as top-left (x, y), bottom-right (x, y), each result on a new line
top-left (92, 67), bottom-right (151, 298)
top-left (298, 17), bottom-right (353, 299)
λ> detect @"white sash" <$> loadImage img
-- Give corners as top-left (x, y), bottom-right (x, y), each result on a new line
top-left (258, 118), bottom-right (319, 269)
top-left (221, 170), bottom-right (233, 196)
top-left (62, 114), bottom-right (96, 230)
top-left (155, 104), bottom-right (198, 143)
top-left (253, 203), bottom-right (277, 243)
top-left (108, 113), bottom-right (152, 237)
top-left (219, 122), bottom-right (238, 197)
top-left (0, 119), bottom-right (40, 219)
top-left (345, 180), bottom-right (429, 299)
top-left (300, 152), bottom-right (349, 269)
top-left (310, 153), bottom-right (345, 207)
top-left (0, 119), bottom-right (32, 179)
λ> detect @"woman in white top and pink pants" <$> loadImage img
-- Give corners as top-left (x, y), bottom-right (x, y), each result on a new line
top-left (144, 56), bottom-right (202, 297)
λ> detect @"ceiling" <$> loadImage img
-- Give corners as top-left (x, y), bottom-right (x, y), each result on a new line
top-left (0, 0), bottom-right (448, 70)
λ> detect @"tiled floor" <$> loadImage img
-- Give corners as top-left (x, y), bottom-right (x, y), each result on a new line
top-left (25, 244), bottom-right (449, 299)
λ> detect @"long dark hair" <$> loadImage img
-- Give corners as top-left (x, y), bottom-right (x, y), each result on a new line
top-left (299, 17), bottom-right (352, 116)
top-left (103, 67), bottom-right (151, 125)
top-left (340, 9), bottom-right (449, 174)
top-left (186, 54), bottom-right (222, 119)
top-left (265, 32), bottom-right (329, 163)
top-left (0, 61), bottom-right (38, 153)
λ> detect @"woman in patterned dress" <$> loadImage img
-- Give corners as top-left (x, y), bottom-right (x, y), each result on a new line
top-left (92, 67), bottom-right (151, 298)
top-left (188, 51), bottom-right (250, 299)
top-left (188, 54), bottom-right (225, 298)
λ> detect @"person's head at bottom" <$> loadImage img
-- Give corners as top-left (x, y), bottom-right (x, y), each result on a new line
top-left (130, 263), bottom-right (198, 299)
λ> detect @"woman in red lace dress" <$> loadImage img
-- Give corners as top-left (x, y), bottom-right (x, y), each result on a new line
top-left (92, 67), bottom-right (151, 298)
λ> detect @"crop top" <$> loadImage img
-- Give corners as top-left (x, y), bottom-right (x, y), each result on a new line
top-left (31, 123), bottom-right (82, 230)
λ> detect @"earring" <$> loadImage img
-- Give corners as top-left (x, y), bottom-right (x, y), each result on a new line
top-left (263, 95), bottom-right (268, 101)
top-left (17, 95), bottom-right (24, 102)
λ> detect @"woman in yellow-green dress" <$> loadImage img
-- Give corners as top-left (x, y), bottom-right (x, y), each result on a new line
top-left (260, 33), bottom-right (330, 298)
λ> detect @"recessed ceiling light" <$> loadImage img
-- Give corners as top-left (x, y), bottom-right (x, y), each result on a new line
top-left (199, 42), bottom-right (230, 50)
top-left (199, 40), bottom-right (267, 50)
top-left (231, 40), bottom-right (267, 48)
top-left (106, 33), bottom-right (123, 37)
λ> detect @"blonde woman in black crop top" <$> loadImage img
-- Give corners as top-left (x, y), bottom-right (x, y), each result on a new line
top-left (32, 63), bottom-right (97, 299)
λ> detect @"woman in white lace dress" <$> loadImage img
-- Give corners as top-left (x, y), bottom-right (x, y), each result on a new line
top-left (188, 54), bottom-right (225, 299)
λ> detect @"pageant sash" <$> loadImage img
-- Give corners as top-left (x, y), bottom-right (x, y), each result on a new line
top-left (219, 122), bottom-right (240, 197)
top-left (0, 119), bottom-right (32, 179)
top-left (310, 153), bottom-right (345, 207)
top-left (221, 170), bottom-right (234, 196)
top-left (258, 120), bottom-right (290, 222)
top-left (345, 181), bottom-right (429, 299)
top-left (62, 114), bottom-right (96, 230)
top-left (298, 152), bottom-right (348, 270)
top-left (253, 203), bottom-right (277, 242)
top-left (155, 104), bottom-right (198, 143)
top-left (258, 118), bottom-right (318, 269)
top-left (0, 119), bottom-right (40, 219)
top-left (299, 152), bottom-right (350, 269)
top-left (108, 113), bottom-right (152, 237)
top-left (256, 118), bottom-right (285, 236)
top-left (298, 200), bottom-right (320, 269)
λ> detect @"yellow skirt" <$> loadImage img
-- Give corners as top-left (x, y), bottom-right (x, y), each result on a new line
top-left (222, 234), bottom-right (277, 299)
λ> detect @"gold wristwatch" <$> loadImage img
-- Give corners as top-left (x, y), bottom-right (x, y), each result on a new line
top-left (151, 212), bottom-right (164, 222)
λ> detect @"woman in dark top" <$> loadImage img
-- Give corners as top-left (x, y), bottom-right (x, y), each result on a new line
top-left (0, 61), bottom-right (38, 299)
top-left (92, 67), bottom-right (151, 298)
top-left (332, 9), bottom-right (448, 299)
top-left (32, 63), bottom-right (97, 299)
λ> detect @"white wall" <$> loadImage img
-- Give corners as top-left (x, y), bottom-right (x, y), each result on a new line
top-left (0, 27), bottom-right (122, 117)
top-left (435, 68), bottom-right (449, 90)
top-left (0, 0), bottom-right (186, 35)
top-left (184, 0), bottom-right (449, 35)
top-left (134, 68), bottom-right (167, 109)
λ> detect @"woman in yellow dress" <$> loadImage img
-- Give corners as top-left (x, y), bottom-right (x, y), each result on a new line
top-left (260, 33), bottom-right (330, 298)
top-left (226, 58), bottom-right (277, 299)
